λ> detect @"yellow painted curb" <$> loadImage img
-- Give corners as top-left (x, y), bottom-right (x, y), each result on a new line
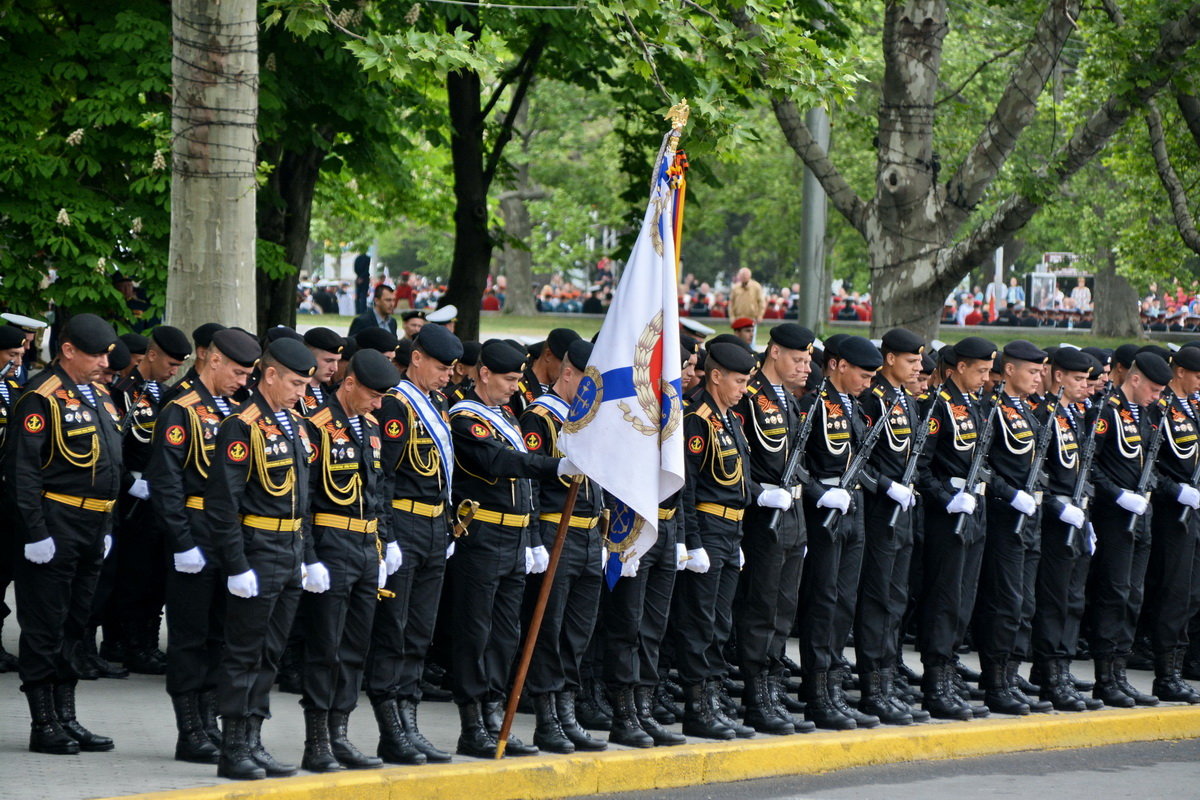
top-left (101, 706), bottom-right (1200, 800)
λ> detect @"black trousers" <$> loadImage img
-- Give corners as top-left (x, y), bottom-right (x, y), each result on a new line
top-left (103, 496), bottom-right (167, 642)
top-left (366, 509), bottom-right (448, 702)
top-left (1085, 501), bottom-right (1151, 657)
top-left (974, 501), bottom-right (1040, 662)
top-left (217, 527), bottom-right (303, 719)
top-left (855, 490), bottom-right (914, 672)
top-left (798, 492), bottom-right (863, 672)
top-left (165, 561), bottom-right (226, 697)
top-left (301, 526), bottom-right (378, 713)
top-left (1144, 497), bottom-right (1200, 653)
top-left (919, 501), bottom-right (986, 664)
top-left (1032, 515), bottom-right (1090, 661)
top-left (672, 515), bottom-right (740, 686)
top-left (16, 503), bottom-right (109, 686)
top-left (449, 519), bottom-right (527, 704)
top-left (735, 504), bottom-right (804, 674)
top-left (527, 521), bottom-right (602, 695)
top-left (602, 519), bottom-right (677, 687)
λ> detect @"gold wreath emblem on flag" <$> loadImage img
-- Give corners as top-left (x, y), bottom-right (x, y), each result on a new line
top-left (618, 310), bottom-right (681, 441)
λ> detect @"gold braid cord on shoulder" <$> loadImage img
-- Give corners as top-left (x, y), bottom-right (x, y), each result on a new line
top-left (251, 422), bottom-right (295, 498)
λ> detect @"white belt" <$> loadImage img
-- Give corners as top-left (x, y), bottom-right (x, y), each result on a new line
top-left (762, 483), bottom-right (804, 499)
top-left (949, 477), bottom-right (987, 494)
top-left (819, 477), bottom-right (841, 487)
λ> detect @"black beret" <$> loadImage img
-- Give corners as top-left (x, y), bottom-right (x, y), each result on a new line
top-left (1052, 346), bottom-right (1093, 373)
top-left (230, 326), bottom-right (259, 344)
top-left (708, 333), bottom-right (754, 352)
top-left (1081, 346), bottom-right (1112, 367)
top-left (64, 313), bottom-right (117, 355)
top-left (303, 327), bottom-right (344, 355)
top-left (267, 338), bottom-right (316, 378)
top-left (395, 339), bottom-right (413, 368)
top-left (547, 328), bottom-right (582, 360)
top-left (881, 328), bottom-right (925, 355)
top-left (939, 343), bottom-right (958, 366)
top-left (400, 310), bottom-right (426, 322)
top-left (480, 340), bottom-right (526, 374)
top-left (823, 333), bottom-right (849, 361)
top-left (527, 341), bottom-right (544, 359)
top-left (1088, 357), bottom-right (1106, 381)
top-left (119, 332), bottom-right (148, 356)
top-left (459, 340), bottom-right (481, 367)
top-left (340, 339), bottom-right (359, 362)
top-left (1182, 340), bottom-right (1200, 351)
top-left (1134, 352), bottom-right (1172, 386)
top-left (350, 349), bottom-right (400, 393)
top-left (1002, 339), bottom-right (1047, 364)
top-left (1172, 346), bottom-right (1200, 372)
top-left (211, 328), bottom-right (261, 368)
top-left (414, 323), bottom-right (464, 365)
top-left (0, 325), bottom-right (24, 350)
top-left (502, 339), bottom-right (526, 355)
top-left (954, 336), bottom-right (998, 362)
top-left (770, 323), bottom-right (816, 352)
top-left (192, 322), bottom-right (226, 350)
top-left (679, 334), bottom-right (697, 361)
top-left (1113, 343), bottom-right (1140, 368)
top-left (106, 338), bottom-right (132, 372)
top-left (1044, 345), bottom-right (1060, 359)
top-left (266, 325), bottom-right (303, 344)
top-left (838, 336), bottom-right (884, 371)
top-left (356, 327), bottom-right (399, 354)
top-left (151, 325), bottom-right (192, 360)
top-left (708, 342), bottom-right (757, 375)
top-left (920, 353), bottom-right (937, 374)
top-left (566, 340), bottom-right (593, 371)
top-left (1137, 345), bottom-right (1171, 362)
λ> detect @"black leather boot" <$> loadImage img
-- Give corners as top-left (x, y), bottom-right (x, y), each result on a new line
top-left (199, 690), bottom-right (222, 747)
top-left (301, 709), bottom-right (346, 773)
top-left (981, 659), bottom-right (1029, 716)
top-left (246, 714), bottom-right (296, 776)
top-left (1038, 659), bottom-right (1084, 712)
top-left (949, 665), bottom-right (990, 717)
top-left (681, 681), bottom-right (734, 740)
top-left (635, 685), bottom-right (685, 745)
top-left (330, 710), bottom-right (383, 768)
top-left (709, 681), bottom-right (755, 738)
top-left (532, 693), bottom-right (576, 753)
top-left (483, 700), bottom-right (538, 756)
top-left (858, 670), bottom-right (912, 725)
top-left (556, 690), bottom-right (607, 750)
top-left (922, 663), bottom-right (973, 721)
top-left (24, 684), bottom-right (79, 755)
top-left (456, 702), bottom-right (498, 758)
top-left (652, 683), bottom-right (680, 723)
top-left (218, 717), bottom-right (266, 780)
top-left (1007, 661), bottom-right (1051, 712)
top-left (575, 680), bottom-right (613, 731)
top-left (883, 668), bottom-right (929, 722)
top-left (1093, 655), bottom-right (1135, 707)
top-left (607, 685), bottom-right (654, 748)
top-left (399, 699), bottom-right (452, 762)
top-left (82, 626), bottom-right (128, 680)
top-left (373, 697), bottom-right (426, 764)
top-left (172, 692), bottom-right (219, 763)
top-left (123, 621), bottom-right (167, 676)
top-left (1152, 649), bottom-right (1200, 703)
top-left (742, 671), bottom-right (794, 734)
top-left (828, 668), bottom-right (879, 728)
top-left (768, 669), bottom-right (812, 729)
top-left (1114, 654), bottom-right (1159, 706)
top-left (804, 671), bottom-right (856, 730)
top-left (53, 682), bottom-right (114, 751)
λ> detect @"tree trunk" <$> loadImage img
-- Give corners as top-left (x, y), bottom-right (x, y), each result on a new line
top-left (1093, 244), bottom-right (1143, 340)
top-left (166, 0), bottom-right (258, 337)
top-left (257, 141), bottom-right (329, 337)
top-left (498, 96), bottom-right (539, 317)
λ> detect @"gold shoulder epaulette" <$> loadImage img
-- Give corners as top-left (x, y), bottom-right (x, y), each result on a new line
top-left (32, 375), bottom-right (62, 398)
top-left (91, 382), bottom-right (112, 397)
top-left (939, 390), bottom-right (952, 401)
top-left (175, 390), bottom-right (202, 408)
top-left (917, 392), bottom-right (930, 401)
top-left (237, 404), bottom-right (263, 424)
top-left (693, 404), bottom-right (712, 419)
top-left (872, 385), bottom-right (885, 398)
top-left (1109, 395), bottom-right (1121, 406)
top-left (526, 404), bottom-right (553, 421)
top-left (746, 385), bottom-right (759, 395)
top-left (308, 407), bottom-right (333, 428)
top-left (363, 412), bottom-right (378, 426)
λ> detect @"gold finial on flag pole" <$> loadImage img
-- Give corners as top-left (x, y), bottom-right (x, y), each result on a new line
top-left (665, 99), bottom-right (690, 131)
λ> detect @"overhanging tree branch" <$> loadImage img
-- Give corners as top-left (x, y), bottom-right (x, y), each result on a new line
top-left (482, 31), bottom-right (547, 192)
top-left (1147, 100), bottom-right (1200, 253)
top-left (1175, 90), bottom-right (1200, 149)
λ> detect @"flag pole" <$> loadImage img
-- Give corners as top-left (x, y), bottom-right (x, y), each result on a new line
top-left (495, 475), bottom-right (584, 759)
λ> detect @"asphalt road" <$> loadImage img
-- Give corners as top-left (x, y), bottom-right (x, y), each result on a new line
top-left (594, 739), bottom-right (1200, 800)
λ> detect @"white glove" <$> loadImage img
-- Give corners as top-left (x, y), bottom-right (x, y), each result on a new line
top-left (1058, 504), bottom-right (1086, 529)
top-left (946, 491), bottom-right (977, 516)
top-left (556, 458), bottom-right (582, 478)
top-left (128, 478), bottom-right (150, 500)
top-left (886, 482), bottom-right (916, 509)
top-left (620, 557), bottom-right (639, 578)
top-left (1086, 522), bottom-right (1097, 554)
top-left (525, 547), bottom-right (535, 574)
top-left (1179, 484), bottom-right (1200, 509)
top-left (174, 546), bottom-right (206, 574)
top-left (816, 487), bottom-right (851, 514)
top-left (302, 562), bottom-right (331, 593)
top-left (378, 561), bottom-right (388, 590)
top-left (685, 547), bottom-right (711, 573)
top-left (600, 549), bottom-right (607, 573)
top-left (1116, 490), bottom-right (1149, 516)
top-left (675, 542), bottom-right (689, 571)
top-left (227, 570), bottom-right (259, 599)
top-left (757, 487), bottom-right (792, 510)
top-left (24, 537), bottom-right (55, 564)
top-left (738, 547), bottom-right (745, 569)
top-left (385, 541), bottom-right (403, 575)
top-left (1010, 490), bottom-right (1037, 517)
top-left (446, 541), bottom-right (456, 559)
top-left (103, 534), bottom-right (112, 559)
top-left (531, 545), bottom-right (550, 574)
